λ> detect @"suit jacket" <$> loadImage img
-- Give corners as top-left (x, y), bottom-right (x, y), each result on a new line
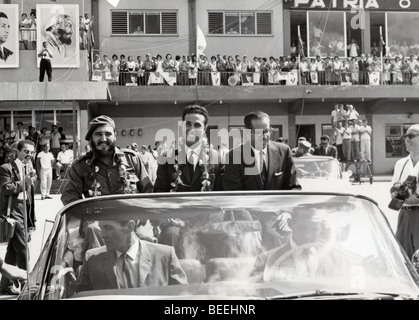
top-left (77, 239), bottom-right (188, 291)
top-left (0, 161), bottom-right (36, 228)
top-left (154, 147), bottom-right (223, 192)
top-left (0, 46), bottom-right (14, 62)
top-left (222, 141), bottom-right (301, 191)
top-left (313, 145), bottom-right (338, 158)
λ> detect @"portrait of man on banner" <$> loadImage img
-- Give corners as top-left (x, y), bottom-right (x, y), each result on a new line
top-left (307, 11), bottom-right (346, 58)
top-left (36, 4), bottom-right (80, 68)
top-left (0, 4), bottom-right (19, 68)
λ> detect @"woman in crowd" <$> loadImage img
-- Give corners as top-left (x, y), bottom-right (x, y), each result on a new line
top-left (199, 55), bottom-right (211, 85)
top-left (340, 58), bottom-right (350, 83)
top-left (28, 12), bottom-right (37, 50)
top-left (349, 56), bottom-right (359, 84)
top-left (260, 57), bottom-right (269, 86)
top-left (178, 55), bottom-right (189, 86)
top-left (163, 53), bottom-right (176, 72)
top-left (19, 13), bottom-right (30, 50)
top-left (267, 56), bottom-right (277, 85)
top-left (188, 55), bottom-right (198, 85)
top-left (110, 54), bottom-right (120, 84)
top-left (126, 55), bottom-right (136, 84)
top-left (225, 55), bottom-right (235, 82)
top-left (118, 54), bottom-right (128, 86)
top-left (253, 56), bottom-right (261, 85)
top-left (382, 58), bottom-right (392, 85)
top-left (391, 56), bottom-right (403, 84)
top-left (92, 54), bottom-right (102, 71)
top-left (324, 57), bottom-right (334, 85)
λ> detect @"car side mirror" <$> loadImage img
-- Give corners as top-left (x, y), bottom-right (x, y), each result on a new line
top-left (412, 250), bottom-right (419, 274)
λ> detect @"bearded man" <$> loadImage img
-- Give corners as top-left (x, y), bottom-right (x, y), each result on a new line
top-left (61, 115), bottom-right (153, 206)
top-left (44, 13), bottom-right (74, 58)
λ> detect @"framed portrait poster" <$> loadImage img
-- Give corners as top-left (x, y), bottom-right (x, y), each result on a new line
top-left (307, 11), bottom-right (347, 58)
top-left (0, 4), bottom-right (19, 68)
top-left (36, 4), bottom-right (80, 68)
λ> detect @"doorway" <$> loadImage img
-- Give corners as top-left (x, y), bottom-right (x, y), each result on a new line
top-left (295, 124), bottom-right (316, 147)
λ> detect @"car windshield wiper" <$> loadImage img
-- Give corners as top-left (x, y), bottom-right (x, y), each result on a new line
top-left (267, 290), bottom-right (411, 300)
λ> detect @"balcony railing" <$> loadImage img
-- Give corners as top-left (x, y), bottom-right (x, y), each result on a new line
top-left (91, 70), bottom-right (419, 86)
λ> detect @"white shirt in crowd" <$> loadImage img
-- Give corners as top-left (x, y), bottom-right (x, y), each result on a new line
top-left (57, 149), bottom-right (74, 164)
top-left (359, 124), bottom-right (372, 141)
top-left (37, 151), bottom-right (55, 169)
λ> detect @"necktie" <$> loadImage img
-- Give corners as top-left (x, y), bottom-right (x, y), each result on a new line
top-left (19, 130), bottom-right (22, 140)
top-left (0, 48), bottom-right (4, 61)
top-left (120, 253), bottom-right (134, 289)
top-left (189, 151), bottom-right (197, 172)
top-left (259, 151), bottom-right (267, 186)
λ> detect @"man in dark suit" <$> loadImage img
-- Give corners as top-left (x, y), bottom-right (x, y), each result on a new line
top-left (358, 54), bottom-right (370, 85)
top-left (154, 104), bottom-right (223, 193)
top-left (0, 140), bottom-right (37, 295)
top-left (154, 105), bottom-right (223, 249)
top-left (313, 135), bottom-right (338, 158)
top-left (77, 219), bottom-right (188, 292)
top-left (223, 110), bottom-right (301, 191)
top-left (0, 11), bottom-right (14, 63)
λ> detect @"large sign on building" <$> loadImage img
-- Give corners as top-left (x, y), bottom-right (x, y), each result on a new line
top-left (285, 0), bottom-right (418, 10)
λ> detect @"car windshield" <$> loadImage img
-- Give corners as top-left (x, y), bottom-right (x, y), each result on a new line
top-left (24, 193), bottom-right (419, 300)
top-left (295, 158), bottom-right (342, 179)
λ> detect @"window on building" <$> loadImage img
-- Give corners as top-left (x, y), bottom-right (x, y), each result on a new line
top-left (111, 10), bottom-right (178, 35)
top-left (208, 11), bottom-right (272, 35)
top-left (385, 124), bottom-right (411, 158)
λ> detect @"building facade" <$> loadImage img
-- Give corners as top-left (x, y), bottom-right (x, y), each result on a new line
top-left (1, 0), bottom-right (419, 174)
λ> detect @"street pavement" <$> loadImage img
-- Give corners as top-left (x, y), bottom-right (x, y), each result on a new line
top-left (0, 178), bottom-right (396, 273)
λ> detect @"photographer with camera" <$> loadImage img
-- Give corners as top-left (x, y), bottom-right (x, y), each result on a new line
top-left (37, 41), bottom-right (53, 82)
top-left (390, 124), bottom-right (419, 260)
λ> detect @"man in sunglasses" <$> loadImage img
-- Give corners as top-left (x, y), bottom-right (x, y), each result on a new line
top-left (223, 110), bottom-right (301, 191)
top-left (390, 124), bottom-right (419, 260)
top-left (0, 140), bottom-right (37, 295)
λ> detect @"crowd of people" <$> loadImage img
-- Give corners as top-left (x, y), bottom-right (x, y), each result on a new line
top-left (289, 103), bottom-right (372, 163)
top-left (0, 106), bottom-right (416, 297)
top-left (89, 50), bottom-right (419, 87)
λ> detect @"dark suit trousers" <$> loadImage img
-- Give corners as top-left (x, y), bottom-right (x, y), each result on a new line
top-left (40, 59), bottom-right (52, 82)
top-left (0, 218), bottom-right (28, 289)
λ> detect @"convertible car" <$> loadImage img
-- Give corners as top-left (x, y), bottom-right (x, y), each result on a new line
top-left (294, 156), bottom-right (353, 191)
top-left (14, 192), bottom-right (419, 300)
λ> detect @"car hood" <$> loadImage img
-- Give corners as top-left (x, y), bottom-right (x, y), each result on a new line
top-left (298, 178), bottom-right (351, 192)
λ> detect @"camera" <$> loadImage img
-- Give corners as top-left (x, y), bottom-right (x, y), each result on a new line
top-left (388, 175), bottom-right (418, 211)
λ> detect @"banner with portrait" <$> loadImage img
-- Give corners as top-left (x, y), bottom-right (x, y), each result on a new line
top-left (286, 70), bottom-right (298, 85)
top-left (307, 11), bottom-right (347, 58)
top-left (386, 12), bottom-right (419, 58)
top-left (36, 4), bottom-right (80, 68)
top-left (310, 71), bottom-right (318, 84)
top-left (0, 4), bottom-right (19, 68)
top-left (369, 72), bottom-right (381, 85)
top-left (211, 72), bottom-right (220, 86)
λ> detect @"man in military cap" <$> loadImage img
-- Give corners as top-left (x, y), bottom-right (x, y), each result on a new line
top-left (61, 115), bottom-right (153, 206)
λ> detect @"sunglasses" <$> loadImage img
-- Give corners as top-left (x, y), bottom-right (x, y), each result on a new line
top-left (403, 133), bottom-right (419, 140)
top-left (22, 150), bottom-right (35, 155)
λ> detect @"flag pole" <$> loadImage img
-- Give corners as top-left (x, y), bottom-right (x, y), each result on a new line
top-left (380, 26), bottom-right (384, 84)
top-left (298, 25), bottom-right (302, 85)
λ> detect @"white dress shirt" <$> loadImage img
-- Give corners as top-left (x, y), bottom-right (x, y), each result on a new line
top-left (115, 240), bottom-right (140, 289)
top-left (185, 145), bottom-right (202, 170)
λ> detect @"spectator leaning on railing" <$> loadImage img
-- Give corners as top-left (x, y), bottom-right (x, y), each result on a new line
top-left (92, 51), bottom-right (419, 87)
